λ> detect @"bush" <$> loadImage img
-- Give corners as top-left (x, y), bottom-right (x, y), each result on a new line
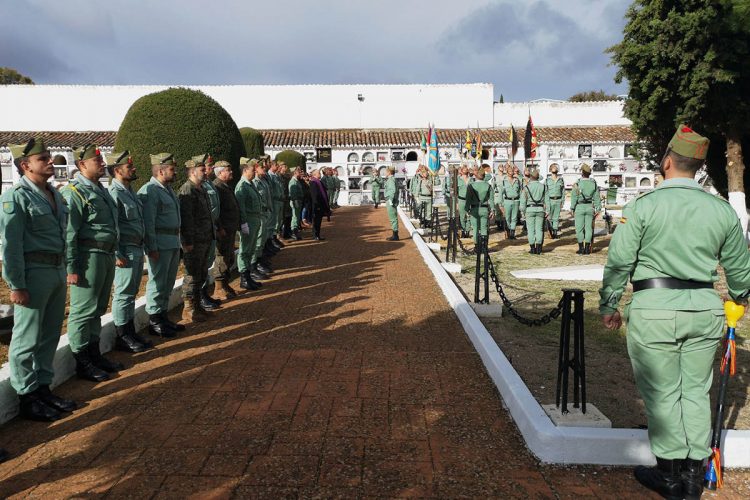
top-left (239, 127), bottom-right (265, 160)
top-left (275, 150), bottom-right (306, 172)
top-left (114, 87), bottom-right (244, 188)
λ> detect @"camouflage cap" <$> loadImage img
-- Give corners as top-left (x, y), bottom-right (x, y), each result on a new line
top-left (239, 157), bottom-right (251, 166)
top-left (105, 150), bottom-right (132, 167)
top-left (191, 153), bottom-right (209, 166)
top-left (581, 163), bottom-right (592, 174)
top-left (73, 143), bottom-right (101, 162)
top-left (668, 124), bottom-right (709, 160)
top-left (151, 153), bottom-right (175, 166)
top-left (8, 137), bottom-right (48, 159)
top-left (214, 160), bottom-right (230, 169)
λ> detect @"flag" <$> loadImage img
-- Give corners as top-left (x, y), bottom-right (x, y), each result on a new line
top-left (456, 136), bottom-right (463, 158)
top-left (475, 129), bottom-right (482, 163)
top-left (464, 129), bottom-right (472, 158)
top-left (428, 127), bottom-right (440, 173)
top-left (420, 132), bottom-right (427, 152)
top-left (509, 124), bottom-right (518, 160)
top-left (524, 115), bottom-right (538, 161)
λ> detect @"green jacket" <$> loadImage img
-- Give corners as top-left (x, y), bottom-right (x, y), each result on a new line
top-left (332, 175), bottom-right (340, 191)
top-left (570, 178), bottom-right (601, 212)
top-left (61, 173), bottom-right (118, 274)
top-left (202, 180), bottom-right (221, 226)
top-left (268, 172), bottom-right (284, 204)
top-left (410, 176), bottom-right (421, 196)
top-left (466, 180), bottom-right (492, 213)
top-left (545, 176), bottom-right (565, 201)
top-left (0, 176), bottom-right (67, 289)
top-left (235, 177), bottom-right (263, 221)
top-left (384, 176), bottom-right (398, 205)
top-left (288, 177), bottom-right (304, 201)
top-left (521, 180), bottom-right (547, 213)
top-left (457, 176), bottom-right (471, 200)
top-left (600, 178), bottom-right (750, 315)
top-left (137, 176), bottom-right (181, 253)
top-left (418, 176), bottom-right (433, 199)
top-left (178, 179), bottom-right (214, 246)
top-left (370, 174), bottom-right (383, 191)
top-left (108, 179), bottom-right (145, 260)
top-left (253, 176), bottom-right (272, 213)
top-left (501, 178), bottom-right (521, 202)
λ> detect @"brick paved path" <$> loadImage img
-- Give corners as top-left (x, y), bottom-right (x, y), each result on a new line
top-left (0, 206), bottom-right (726, 498)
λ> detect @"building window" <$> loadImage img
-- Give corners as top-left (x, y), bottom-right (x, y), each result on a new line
top-left (347, 152), bottom-right (359, 163)
top-left (362, 152), bottom-right (375, 162)
top-left (640, 178), bottom-right (651, 187)
top-left (578, 145), bottom-right (592, 158)
top-left (406, 151), bottom-right (419, 161)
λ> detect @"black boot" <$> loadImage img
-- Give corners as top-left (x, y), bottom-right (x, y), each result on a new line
top-left (576, 243), bottom-right (584, 254)
top-left (250, 264), bottom-right (267, 281)
top-left (18, 392), bottom-right (61, 421)
top-left (128, 320), bottom-right (153, 348)
top-left (387, 231), bottom-right (399, 241)
top-left (114, 324), bottom-right (148, 353)
top-left (259, 256), bottom-right (274, 271)
top-left (88, 342), bottom-right (124, 373)
top-left (273, 236), bottom-right (285, 248)
top-left (148, 314), bottom-right (176, 338)
top-left (529, 245), bottom-right (535, 254)
top-left (73, 350), bottom-right (110, 382)
top-left (160, 313), bottom-right (185, 332)
top-left (536, 244), bottom-right (543, 255)
top-left (202, 285), bottom-right (221, 307)
top-left (240, 271), bottom-right (260, 291)
top-left (634, 458), bottom-right (684, 500)
top-left (36, 385), bottom-right (77, 413)
top-left (257, 262), bottom-right (273, 275)
top-left (200, 288), bottom-right (221, 311)
top-left (293, 229), bottom-right (302, 241)
top-left (584, 243), bottom-right (592, 255)
top-left (681, 458), bottom-right (704, 500)
top-left (509, 230), bottom-right (516, 240)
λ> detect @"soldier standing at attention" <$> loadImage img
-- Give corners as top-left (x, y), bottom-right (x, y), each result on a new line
top-left (212, 160), bottom-right (242, 299)
top-left (268, 161), bottom-right (285, 247)
top-left (178, 158), bottom-right (216, 322)
top-left (253, 161), bottom-right (275, 275)
top-left (545, 163), bottom-right (565, 238)
top-left (106, 151), bottom-right (152, 353)
top-left (234, 159), bottom-right (264, 290)
top-left (418, 167), bottom-right (433, 227)
top-left (199, 154), bottom-right (222, 311)
top-left (288, 167), bottom-right (304, 240)
top-left (2, 138), bottom-right (77, 420)
top-left (278, 164), bottom-right (293, 239)
top-left (384, 166), bottom-right (400, 241)
top-left (521, 169), bottom-right (547, 254)
top-left (62, 144), bottom-right (123, 382)
top-left (410, 167), bottom-right (421, 216)
top-left (600, 125), bottom-right (750, 500)
top-left (570, 163), bottom-right (601, 255)
top-left (465, 166), bottom-right (492, 247)
top-left (138, 153), bottom-right (184, 338)
top-left (492, 164), bottom-right (505, 233)
top-left (332, 168), bottom-right (341, 208)
top-left (457, 165), bottom-right (473, 238)
top-left (323, 167), bottom-right (336, 209)
top-left (370, 169), bottom-right (383, 208)
top-left (501, 164), bottom-right (521, 240)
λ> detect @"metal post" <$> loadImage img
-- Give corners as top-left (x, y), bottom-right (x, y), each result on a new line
top-left (482, 236), bottom-right (490, 303)
top-left (575, 291), bottom-right (587, 413)
top-left (556, 289), bottom-right (586, 414)
top-left (474, 238), bottom-right (482, 303)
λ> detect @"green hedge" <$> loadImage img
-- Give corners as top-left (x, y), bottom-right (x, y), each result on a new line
top-left (275, 150), bottom-right (306, 172)
top-left (239, 127), bottom-right (265, 160)
top-left (114, 87), bottom-right (244, 188)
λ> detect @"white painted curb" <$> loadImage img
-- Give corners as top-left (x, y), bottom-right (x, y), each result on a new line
top-left (398, 207), bottom-right (750, 467)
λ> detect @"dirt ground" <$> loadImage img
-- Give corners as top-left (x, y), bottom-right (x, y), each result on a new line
top-left (427, 210), bottom-right (750, 430)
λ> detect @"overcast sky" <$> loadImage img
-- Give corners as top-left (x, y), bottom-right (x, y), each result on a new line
top-left (1, 0), bottom-right (629, 101)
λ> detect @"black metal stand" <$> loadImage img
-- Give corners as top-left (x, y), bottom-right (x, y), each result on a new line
top-left (555, 289), bottom-right (587, 414)
top-left (419, 201), bottom-right (427, 227)
top-left (445, 169), bottom-right (459, 263)
top-left (429, 207), bottom-right (440, 242)
top-left (473, 235), bottom-right (490, 304)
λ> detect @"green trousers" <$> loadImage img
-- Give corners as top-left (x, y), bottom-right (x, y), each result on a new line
top-left (525, 210), bottom-right (545, 245)
top-left (68, 251), bottom-right (115, 353)
top-left (274, 201), bottom-right (284, 233)
top-left (470, 208), bottom-right (489, 244)
top-left (145, 248), bottom-right (180, 315)
top-left (290, 200), bottom-right (302, 231)
top-left (548, 200), bottom-right (563, 230)
top-left (327, 190), bottom-right (335, 206)
top-left (112, 246), bottom-right (145, 326)
top-left (333, 189), bottom-right (340, 205)
top-left (183, 240), bottom-right (211, 300)
top-left (9, 265), bottom-right (66, 395)
top-left (457, 200), bottom-right (471, 232)
top-left (503, 201), bottom-right (520, 230)
top-left (372, 187), bottom-right (381, 204)
top-left (574, 205), bottom-right (594, 243)
top-left (255, 212), bottom-right (269, 258)
top-left (387, 202), bottom-right (399, 231)
top-left (239, 215), bottom-right (262, 272)
top-left (212, 233), bottom-right (236, 281)
top-left (626, 308), bottom-right (724, 460)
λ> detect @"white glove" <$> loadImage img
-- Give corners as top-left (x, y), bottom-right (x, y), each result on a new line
top-left (241, 223), bottom-right (250, 235)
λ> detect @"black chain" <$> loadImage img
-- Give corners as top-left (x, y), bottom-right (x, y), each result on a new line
top-left (486, 257), bottom-right (564, 327)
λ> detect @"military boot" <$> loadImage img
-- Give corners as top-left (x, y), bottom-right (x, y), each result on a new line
top-left (182, 298), bottom-right (208, 323)
top-left (36, 385), bottom-right (77, 413)
top-left (509, 230), bottom-right (516, 240)
top-left (18, 392), bottom-right (61, 422)
top-left (202, 284), bottom-right (222, 307)
top-left (73, 350), bottom-right (110, 382)
top-left (576, 243), bottom-right (584, 254)
top-left (273, 235), bottom-right (285, 248)
top-left (634, 458), bottom-right (684, 500)
top-left (293, 229), bottom-right (302, 241)
top-left (387, 231), bottom-right (399, 241)
top-left (529, 245), bottom-right (535, 254)
top-left (200, 287), bottom-right (221, 311)
top-left (148, 314), bottom-right (176, 338)
top-left (536, 244), bottom-right (543, 255)
top-left (128, 320), bottom-right (153, 348)
top-left (114, 324), bottom-right (148, 353)
top-left (681, 459), bottom-right (703, 500)
top-left (584, 243), bottom-right (592, 255)
top-left (257, 262), bottom-right (273, 275)
top-left (240, 271), bottom-right (260, 291)
top-left (160, 313), bottom-right (186, 332)
top-left (251, 263), bottom-right (267, 281)
top-left (214, 280), bottom-right (237, 300)
top-left (88, 342), bottom-right (124, 373)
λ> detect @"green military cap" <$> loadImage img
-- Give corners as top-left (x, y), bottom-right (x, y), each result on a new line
top-left (8, 137), bottom-right (48, 159)
top-left (581, 163), bottom-right (592, 174)
top-left (249, 159), bottom-right (260, 168)
top-left (214, 160), bottom-right (230, 169)
top-left (191, 153), bottom-right (209, 166)
top-left (668, 124), bottom-right (710, 160)
top-left (239, 157), bottom-right (251, 166)
top-left (150, 152), bottom-right (175, 166)
top-left (105, 150), bottom-right (132, 167)
top-left (73, 143), bottom-right (101, 162)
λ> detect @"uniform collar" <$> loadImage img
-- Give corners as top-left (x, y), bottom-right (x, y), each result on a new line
top-left (76, 172), bottom-right (103, 190)
top-left (20, 175), bottom-right (54, 198)
top-left (150, 176), bottom-right (170, 190)
top-left (659, 178), bottom-right (701, 189)
top-left (110, 178), bottom-right (130, 191)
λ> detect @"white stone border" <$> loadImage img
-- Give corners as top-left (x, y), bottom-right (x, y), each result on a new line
top-left (398, 207), bottom-right (750, 466)
top-left (0, 278), bottom-right (184, 425)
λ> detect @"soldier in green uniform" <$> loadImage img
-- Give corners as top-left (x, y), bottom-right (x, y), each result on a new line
top-left (62, 144), bottom-right (123, 382)
top-left (323, 167), bottom-right (335, 209)
top-left (370, 170), bottom-right (383, 208)
top-left (106, 151), bottom-right (152, 353)
top-left (457, 165), bottom-right (473, 238)
top-left (178, 159), bottom-right (216, 322)
top-left (234, 158), bottom-right (264, 290)
top-left (332, 168), bottom-right (341, 208)
top-left (501, 164), bottom-right (521, 240)
top-left (288, 167), bottom-right (304, 240)
top-left (521, 169), bottom-right (547, 254)
top-left (418, 168), bottom-right (433, 226)
top-left (212, 161), bottom-right (241, 299)
top-left (2, 138), bottom-right (77, 420)
top-left (278, 163), bottom-right (293, 239)
top-left (492, 164), bottom-right (505, 233)
top-left (599, 125), bottom-right (750, 500)
top-left (384, 166), bottom-right (400, 241)
top-left (137, 153), bottom-right (184, 338)
top-left (545, 163), bottom-right (565, 238)
top-left (570, 163), bottom-right (601, 255)
top-left (465, 166), bottom-right (493, 247)
top-left (268, 161), bottom-right (285, 247)
top-left (410, 168), bottom-right (421, 216)
top-left (199, 154), bottom-right (222, 311)
top-left (253, 161), bottom-right (275, 275)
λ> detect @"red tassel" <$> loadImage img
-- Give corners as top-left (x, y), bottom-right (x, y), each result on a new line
top-left (720, 339), bottom-right (736, 376)
top-left (712, 448), bottom-right (723, 489)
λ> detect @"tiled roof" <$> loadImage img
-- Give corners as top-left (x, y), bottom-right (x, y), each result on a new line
top-left (0, 125), bottom-right (636, 150)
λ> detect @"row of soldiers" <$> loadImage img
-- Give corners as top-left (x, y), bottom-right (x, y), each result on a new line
top-left (0, 138), bottom-right (301, 422)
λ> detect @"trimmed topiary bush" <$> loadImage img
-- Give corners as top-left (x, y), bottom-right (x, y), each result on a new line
top-left (275, 150), bottom-right (306, 172)
top-left (114, 87), bottom-right (244, 188)
top-left (239, 127), bottom-right (265, 160)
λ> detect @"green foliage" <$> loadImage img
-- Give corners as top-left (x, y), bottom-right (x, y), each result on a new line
top-left (499, 94), bottom-right (504, 103)
top-left (114, 87), bottom-right (244, 188)
top-left (568, 90), bottom-right (620, 102)
top-left (608, 0), bottom-right (750, 196)
top-left (0, 67), bottom-right (33, 84)
top-left (275, 150), bottom-right (306, 172)
top-left (239, 127), bottom-right (265, 159)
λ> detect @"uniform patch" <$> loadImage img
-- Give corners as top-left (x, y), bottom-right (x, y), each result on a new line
top-left (619, 216), bottom-right (627, 224)
top-left (2, 201), bottom-right (15, 214)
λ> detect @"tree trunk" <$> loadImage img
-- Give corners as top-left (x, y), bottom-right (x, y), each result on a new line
top-left (725, 127), bottom-right (748, 241)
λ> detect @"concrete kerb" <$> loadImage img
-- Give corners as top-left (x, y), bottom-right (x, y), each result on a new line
top-left (397, 207), bottom-right (750, 466)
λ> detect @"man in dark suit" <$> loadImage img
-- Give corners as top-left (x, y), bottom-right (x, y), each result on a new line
top-left (309, 168), bottom-right (331, 241)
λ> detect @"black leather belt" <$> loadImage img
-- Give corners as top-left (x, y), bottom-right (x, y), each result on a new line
top-left (24, 252), bottom-right (63, 266)
top-left (632, 278), bottom-right (713, 292)
top-left (458, 196), bottom-right (466, 200)
top-left (528, 203), bottom-right (543, 207)
top-left (156, 227), bottom-right (179, 235)
top-left (79, 239), bottom-right (116, 253)
top-left (505, 196), bottom-right (519, 200)
top-left (549, 196), bottom-right (562, 200)
top-left (120, 235), bottom-right (144, 246)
